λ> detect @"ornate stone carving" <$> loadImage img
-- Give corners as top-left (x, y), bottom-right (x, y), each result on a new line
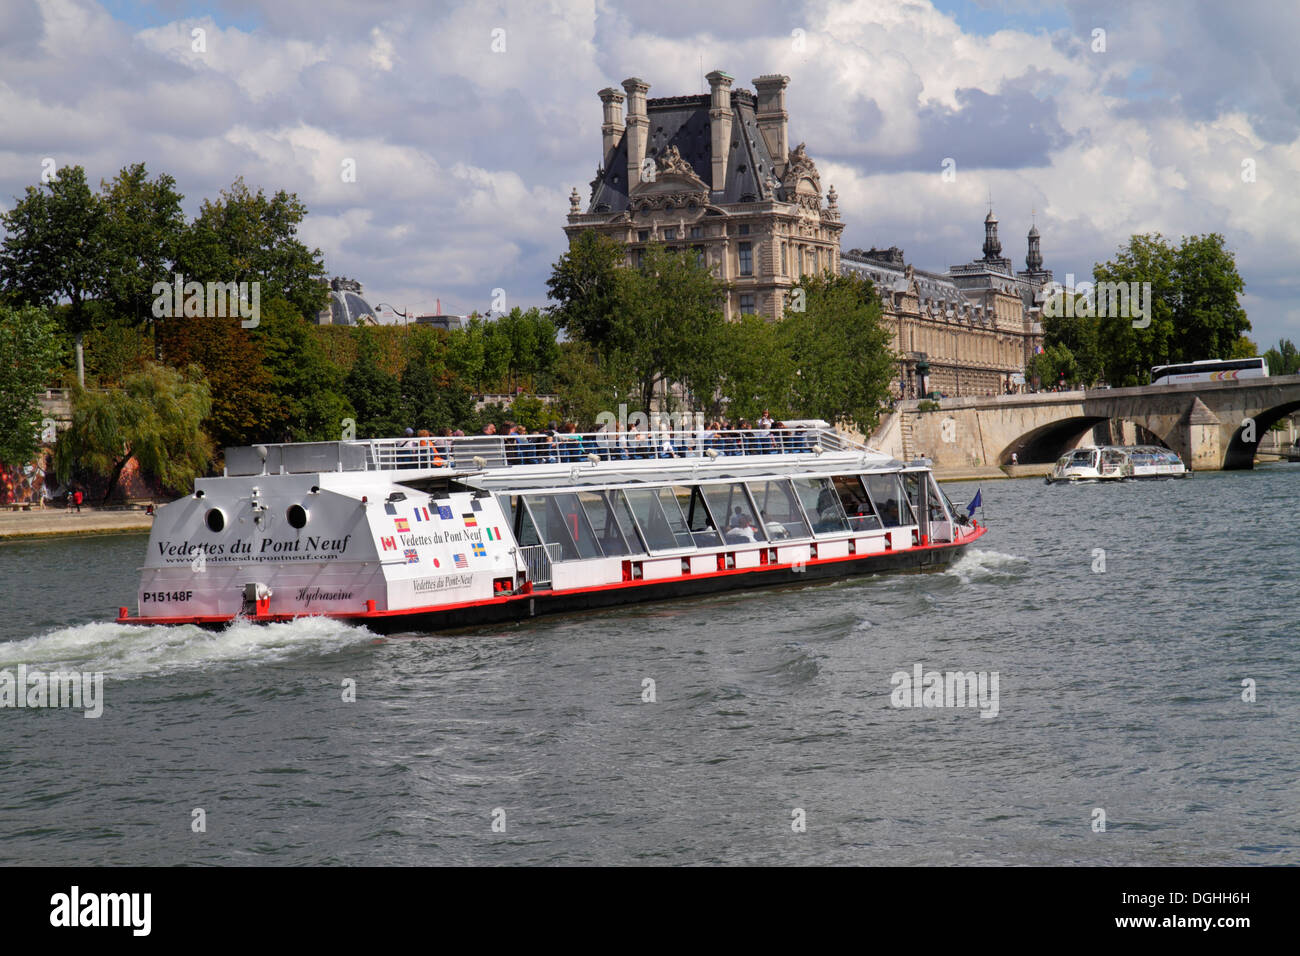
top-left (782, 141), bottom-right (822, 204)
top-left (655, 144), bottom-right (694, 177)
top-left (569, 187), bottom-right (581, 214)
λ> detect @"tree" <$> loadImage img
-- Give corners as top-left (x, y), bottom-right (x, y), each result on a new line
top-left (176, 176), bottom-right (328, 321)
top-left (253, 298), bottom-right (354, 442)
top-left (0, 165), bottom-right (104, 385)
top-left (607, 243), bottom-right (728, 414)
top-left (779, 272), bottom-right (894, 430)
top-left (546, 230), bottom-right (626, 345)
top-left (98, 163), bottom-right (186, 327)
top-left (715, 313), bottom-right (793, 421)
top-left (0, 305), bottom-right (61, 466)
top-left (157, 313), bottom-right (280, 449)
top-left (54, 363), bottom-right (212, 503)
top-left (551, 340), bottom-right (624, 427)
top-left (1044, 233), bottom-right (1250, 387)
top-left (343, 327), bottom-right (403, 438)
top-left (1264, 338), bottom-right (1300, 376)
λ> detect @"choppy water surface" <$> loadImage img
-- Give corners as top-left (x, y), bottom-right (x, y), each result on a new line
top-left (1, 468), bottom-right (1297, 865)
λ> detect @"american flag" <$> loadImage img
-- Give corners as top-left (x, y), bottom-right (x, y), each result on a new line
top-left (404, 549), bottom-right (419, 564)
top-left (472, 542), bottom-right (486, 558)
top-left (453, 553), bottom-right (468, 568)
top-left (438, 505), bottom-right (453, 520)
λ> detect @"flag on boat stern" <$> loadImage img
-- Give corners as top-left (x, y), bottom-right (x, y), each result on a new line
top-left (966, 488), bottom-right (983, 516)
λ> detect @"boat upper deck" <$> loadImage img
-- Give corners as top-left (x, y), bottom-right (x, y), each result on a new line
top-left (222, 425), bottom-right (905, 486)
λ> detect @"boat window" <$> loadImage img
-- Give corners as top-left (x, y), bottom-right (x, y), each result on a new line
top-left (833, 474), bottom-right (882, 532)
top-left (674, 485), bottom-right (722, 547)
top-left (863, 474), bottom-right (915, 528)
top-left (550, 492), bottom-right (603, 559)
top-left (521, 494), bottom-right (587, 561)
top-left (745, 479), bottom-right (812, 541)
top-left (578, 490), bottom-right (639, 557)
top-left (1069, 449), bottom-right (1095, 465)
top-left (610, 490), bottom-right (649, 553)
top-left (790, 476), bottom-right (850, 535)
top-left (622, 487), bottom-right (689, 552)
top-left (502, 494), bottom-right (541, 547)
top-left (701, 482), bottom-right (768, 545)
top-left (926, 474), bottom-right (953, 523)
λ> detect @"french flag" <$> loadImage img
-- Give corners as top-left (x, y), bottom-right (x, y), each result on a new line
top-left (413, 505), bottom-right (431, 522)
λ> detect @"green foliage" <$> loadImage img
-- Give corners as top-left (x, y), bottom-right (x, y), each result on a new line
top-left (546, 230), bottom-right (626, 344)
top-left (254, 299), bottom-right (354, 442)
top-left (550, 340), bottom-right (623, 427)
top-left (0, 305), bottom-right (61, 465)
top-left (81, 305), bottom-right (154, 386)
top-left (175, 176), bottom-right (327, 321)
top-left (605, 243), bottom-right (728, 413)
top-left (1042, 233), bottom-right (1250, 387)
top-left (778, 272), bottom-right (895, 430)
top-left (54, 363), bottom-right (212, 502)
top-left (98, 163), bottom-right (186, 325)
top-left (343, 327), bottom-right (403, 438)
top-left (1264, 338), bottom-right (1300, 376)
top-left (716, 313), bottom-right (793, 421)
top-left (0, 165), bottom-right (104, 362)
top-left (1028, 341), bottom-right (1080, 389)
top-left (916, 400), bottom-right (940, 413)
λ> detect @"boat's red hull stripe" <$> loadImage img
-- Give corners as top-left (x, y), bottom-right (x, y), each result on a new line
top-left (121, 525), bottom-right (986, 625)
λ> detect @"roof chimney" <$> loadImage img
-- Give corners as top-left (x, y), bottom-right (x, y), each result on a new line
top-left (622, 77), bottom-right (650, 193)
top-left (706, 70), bottom-right (734, 193)
top-left (598, 87), bottom-right (625, 166)
top-left (753, 74), bottom-right (790, 177)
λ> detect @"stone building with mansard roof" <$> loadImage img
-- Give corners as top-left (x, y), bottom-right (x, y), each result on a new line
top-left (564, 70), bottom-right (1049, 398)
top-left (564, 71), bottom-right (843, 321)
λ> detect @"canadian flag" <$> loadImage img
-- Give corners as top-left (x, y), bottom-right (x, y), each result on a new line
top-left (381, 536), bottom-right (396, 551)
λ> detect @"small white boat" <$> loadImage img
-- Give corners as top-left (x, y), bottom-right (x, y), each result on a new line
top-left (1122, 445), bottom-right (1189, 479)
top-left (1046, 445), bottom-right (1188, 484)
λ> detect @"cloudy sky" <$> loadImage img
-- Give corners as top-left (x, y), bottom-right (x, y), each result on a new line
top-left (3, 0), bottom-right (1297, 345)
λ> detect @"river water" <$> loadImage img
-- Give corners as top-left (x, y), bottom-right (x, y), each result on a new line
top-left (1, 467), bottom-right (1296, 865)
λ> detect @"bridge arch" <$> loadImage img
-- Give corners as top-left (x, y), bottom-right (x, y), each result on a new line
top-left (1224, 399), bottom-right (1300, 469)
top-left (1000, 416), bottom-right (1107, 465)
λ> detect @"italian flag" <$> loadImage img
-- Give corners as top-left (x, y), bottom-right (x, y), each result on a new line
top-left (486, 527), bottom-right (502, 541)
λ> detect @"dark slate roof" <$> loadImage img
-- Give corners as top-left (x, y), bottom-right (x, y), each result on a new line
top-left (588, 89), bottom-right (779, 213)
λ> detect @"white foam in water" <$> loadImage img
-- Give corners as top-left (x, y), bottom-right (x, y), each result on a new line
top-left (0, 617), bottom-right (374, 681)
top-left (944, 548), bottom-right (1029, 584)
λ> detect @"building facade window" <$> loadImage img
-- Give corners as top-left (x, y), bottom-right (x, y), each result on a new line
top-left (690, 225), bottom-right (702, 239)
top-left (637, 230), bottom-right (649, 242)
top-left (664, 227), bottom-right (677, 241)
top-left (738, 242), bottom-right (753, 276)
top-left (739, 293), bottom-right (755, 314)
top-left (631, 248), bottom-right (644, 268)
top-left (738, 224), bottom-right (750, 236)
top-left (692, 245), bottom-right (705, 267)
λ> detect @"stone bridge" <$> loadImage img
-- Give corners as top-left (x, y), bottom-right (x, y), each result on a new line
top-left (871, 375), bottom-right (1300, 471)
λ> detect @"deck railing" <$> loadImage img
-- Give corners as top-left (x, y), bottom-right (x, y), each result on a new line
top-left (518, 542), bottom-right (563, 587)
top-left (224, 426), bottom-right (865, 477)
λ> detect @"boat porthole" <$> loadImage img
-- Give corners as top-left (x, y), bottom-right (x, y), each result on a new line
top-left (287, 504), bottom-right (308, 529)
top-left (205, 508), bottom-right (226, 533)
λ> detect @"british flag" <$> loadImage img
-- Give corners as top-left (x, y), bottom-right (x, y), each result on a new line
top-left (404, 549), bottom-right (419, 564)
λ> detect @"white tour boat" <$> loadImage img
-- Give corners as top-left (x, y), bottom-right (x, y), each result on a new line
top-left (1046, 444), bottom-right (1188, 484)
top-left (119, 426), bottom-right (986, 633)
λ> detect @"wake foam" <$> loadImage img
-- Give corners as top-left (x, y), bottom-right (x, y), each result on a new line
top-left (0, 616), bottom-right (373, 681)
top-left (944, 548), bottom-right (1030, 584)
